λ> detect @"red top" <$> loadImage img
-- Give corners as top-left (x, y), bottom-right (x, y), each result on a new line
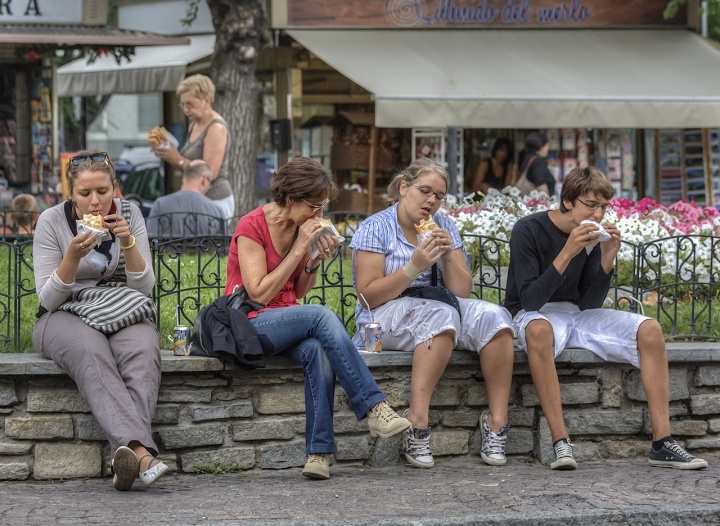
top-left (224, 205), bottom-right (302, 319)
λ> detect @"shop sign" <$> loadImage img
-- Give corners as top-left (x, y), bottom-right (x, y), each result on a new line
top-left (281, 0), bottom-right (685, 28)
top-left (0, 0), bottom-right (83, 24)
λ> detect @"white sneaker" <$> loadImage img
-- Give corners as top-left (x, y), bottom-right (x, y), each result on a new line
top-left (402, 411), bottom-right (434, 468)
top-left (480, 410), bottom-right (508, 466)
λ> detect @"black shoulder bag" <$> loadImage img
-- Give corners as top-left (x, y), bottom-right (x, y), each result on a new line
top-left (399, 264), bottom-right (462, 320)
top-left (191, 228), bottom-right (298, 360)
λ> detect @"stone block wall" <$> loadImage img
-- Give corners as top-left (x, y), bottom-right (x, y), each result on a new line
top-left (0, 348), bottom-right (719, 480)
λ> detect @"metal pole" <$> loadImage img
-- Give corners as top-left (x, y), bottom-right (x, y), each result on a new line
top-left (447, 127), bottom-right (458, 196)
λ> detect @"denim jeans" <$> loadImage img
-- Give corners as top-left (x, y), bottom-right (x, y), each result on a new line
top-left (250, 304), bottom-right (386, 454)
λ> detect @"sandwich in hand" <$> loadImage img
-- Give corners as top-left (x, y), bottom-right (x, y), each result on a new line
top-left (414, 217), bottom-right (438, 234)
top-left (77, 213), bottom-right (112, 243)
top-left (581, 219), bottom-right (612, 254)
top-left (414, 216), bottom-right (443, 252)
top-left (79, 213), bottom-right (104, 230)
top-left (310, 218), bottom-right (345, 259)
top-left (147, 126), bottom-right (168, 148)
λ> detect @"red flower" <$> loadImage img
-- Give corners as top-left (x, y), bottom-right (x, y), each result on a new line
top-left (25, 49), bottom-right (40, 60)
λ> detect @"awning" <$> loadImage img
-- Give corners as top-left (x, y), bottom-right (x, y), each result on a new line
top-left (0, 24), bottom-right (190, 46)
top-left (57, 34), bottom-right (214, 97)
top-left (288, 29), bottom-right (720, 128)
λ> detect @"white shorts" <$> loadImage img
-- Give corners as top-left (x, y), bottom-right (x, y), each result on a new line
top-left (512, 302), bottom-right (651, 368)
top-left (365, 296), bottom-right (514, 353)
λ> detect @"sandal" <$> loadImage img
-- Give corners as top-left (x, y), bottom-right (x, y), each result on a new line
top-left (112, 446), bottom-right (139, 491)
top-left (138, 454), bottom-right (169, 486)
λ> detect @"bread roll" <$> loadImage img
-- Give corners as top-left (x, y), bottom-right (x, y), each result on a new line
top-left (414, 217), bottom-right (438, 234)
top-left (80, 214), bottom-right (103, 230)
top-left (147, 126), bottom-right (167, 148)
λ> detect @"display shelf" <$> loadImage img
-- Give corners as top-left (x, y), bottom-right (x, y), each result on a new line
top-left (655, 128), bottom-right (720, 207)
top-left (656, 129), bottom-right (684, 206)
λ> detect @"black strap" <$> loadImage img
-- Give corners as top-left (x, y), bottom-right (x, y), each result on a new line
top-left (431, 263), bottom-right (438, 286)
top-left (276, 228), bottom-right (299, 270)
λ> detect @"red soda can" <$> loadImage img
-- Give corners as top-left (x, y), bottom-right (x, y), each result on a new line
top-left (363, 323), bottom-right (383, 353)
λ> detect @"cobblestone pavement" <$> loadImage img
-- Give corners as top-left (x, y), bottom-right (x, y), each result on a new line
top-left (1, 457), bottom-right (719, 526)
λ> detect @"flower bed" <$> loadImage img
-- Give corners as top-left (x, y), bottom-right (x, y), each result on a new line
top-left (445, 188), bottom-right (720, 285)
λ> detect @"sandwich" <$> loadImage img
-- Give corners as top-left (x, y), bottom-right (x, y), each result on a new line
top-left (317, 218), bottom-right (333, 228)
top-left (414, 217), bottom-right (438, 234)
top-left (580, 220), bottom-right (611, 242)
top-left (79, 213), bottom-right (104, 230)
top-left (147, 126), bottom-right (168, 148)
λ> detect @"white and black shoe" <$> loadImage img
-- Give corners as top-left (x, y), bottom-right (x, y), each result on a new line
top-left (648, 439), bottom-right (708, 470)
top-left (550, 438), bottom-right (577, 470)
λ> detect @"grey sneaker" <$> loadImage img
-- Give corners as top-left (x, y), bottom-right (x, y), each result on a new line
top-left (648, 439), bottom-right (708, 470)
top-left (480, 410), bottom-right (508, 466)
top-left (550, 438), bottom-right (577, 470)
top-left (402, 410), bottom-right (434, 468)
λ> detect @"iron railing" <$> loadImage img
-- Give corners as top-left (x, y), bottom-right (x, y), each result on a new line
top-left (4, 234), bottom-right (720, 351)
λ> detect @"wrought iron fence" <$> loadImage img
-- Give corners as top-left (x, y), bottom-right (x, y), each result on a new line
top-left (3, 233), bottom-right (720, 352)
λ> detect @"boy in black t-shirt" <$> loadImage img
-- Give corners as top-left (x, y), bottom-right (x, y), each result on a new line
top-left (505, 166), bottom-right (707, 471)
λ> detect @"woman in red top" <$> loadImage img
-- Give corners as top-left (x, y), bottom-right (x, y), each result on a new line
top-left (225, 157), bottom-right (410, 480)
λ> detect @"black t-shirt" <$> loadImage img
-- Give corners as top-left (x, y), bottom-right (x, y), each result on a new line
top-left (523, 157), bottom-right (556, 196)
top-left (504, 211), bottom-right (612, 317)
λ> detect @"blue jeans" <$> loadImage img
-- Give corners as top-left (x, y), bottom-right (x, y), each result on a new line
top-left (250, 304), bottom-right (386, 454)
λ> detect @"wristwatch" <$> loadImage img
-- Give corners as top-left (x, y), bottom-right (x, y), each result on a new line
top-left (178, 158), bottom-right (186, 169)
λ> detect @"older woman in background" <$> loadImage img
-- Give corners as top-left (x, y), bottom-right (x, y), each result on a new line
top-left (154, 74), bottom-right (234, 219)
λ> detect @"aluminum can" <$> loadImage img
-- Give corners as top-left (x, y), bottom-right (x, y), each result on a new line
top-left (173, 325), bottom-right (190, 356)
top-left (363, 323), bottom-right (383, 353)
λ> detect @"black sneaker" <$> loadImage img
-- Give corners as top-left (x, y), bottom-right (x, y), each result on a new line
top-left (550, 438), bottom-right (577, 470)
top-left (648, 439), bottom-right (708, 470)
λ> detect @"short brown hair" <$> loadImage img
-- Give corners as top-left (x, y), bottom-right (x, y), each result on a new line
top-left (559, 166), bottom-right (613, 213)
top-left (387, 157), bottom-right (449, 204)
top-left (177, 74), bottom-right (216, 103)
top-left (271, 158), bottom-right (338, 207)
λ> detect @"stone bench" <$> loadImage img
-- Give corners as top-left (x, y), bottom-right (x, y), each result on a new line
top-left (1, 342), bottom-right (720, 481)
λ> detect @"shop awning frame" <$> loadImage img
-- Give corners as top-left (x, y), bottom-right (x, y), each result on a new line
top-left (57, 34), bottom-right (214, 97)
top-left (288, 28), bottom-right (720, 128)
top-left (0, 24), bottom-right (190, 46)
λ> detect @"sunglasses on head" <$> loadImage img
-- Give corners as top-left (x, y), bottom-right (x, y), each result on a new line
top-left (69, 152), bottom-right (110, 167)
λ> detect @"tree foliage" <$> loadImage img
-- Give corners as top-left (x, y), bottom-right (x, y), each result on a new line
top-left (665, 0), bottom-right (720, 42)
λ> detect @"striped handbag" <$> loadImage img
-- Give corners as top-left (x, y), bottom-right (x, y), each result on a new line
top-left (58, 281), bottom-right (157, 334)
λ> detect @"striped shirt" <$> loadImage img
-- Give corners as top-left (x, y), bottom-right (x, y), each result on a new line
top-left (349, 203), bottom-right (468, 328)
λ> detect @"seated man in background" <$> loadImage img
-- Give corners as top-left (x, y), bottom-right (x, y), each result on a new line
top-left (504, 166), bottom-right (707, 472)
top-left (146, 160), bottom-right (226, 239)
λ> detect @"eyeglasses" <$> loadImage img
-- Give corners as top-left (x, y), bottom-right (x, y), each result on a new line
top-left (178, 98), bottom-right (203, 110)
top-left (69, 152), bottom-right (110, 167)
top-left (413, 184), bottom-right (447, 203)
top-left (577, 198), bottom-right (613, 212)
top-left (301, 198), bottom-right (330, 212)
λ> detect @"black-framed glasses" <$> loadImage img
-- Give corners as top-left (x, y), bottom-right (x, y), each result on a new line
top-left (413, 184), bottom-right (447, 203)
top-left (577, 198), bottom-right (612, 212)
top-left (301, 198), bottom-right (330, 212)
top-left (69, 152), bottom-right (110, 167)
